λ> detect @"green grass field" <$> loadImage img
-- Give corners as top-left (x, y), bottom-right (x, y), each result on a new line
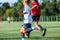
top-left (0, 21), bottom-right (60, 40)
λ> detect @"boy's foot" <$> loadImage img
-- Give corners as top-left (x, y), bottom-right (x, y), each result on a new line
top-left (26, 33), bottom-right (29, 38)
top-left (25, 33), bottom-right (28, 38)
top-left (42, 28), bottom-right (46, 37)
top-left (22, 38), bottom-right (25, 40)
top-left (25, 33), bottom-right (29, 38)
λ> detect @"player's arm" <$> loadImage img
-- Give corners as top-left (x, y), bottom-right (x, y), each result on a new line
top-left (19, 11), bottom-right (27, 16)
top-left (31, 1), bottom-right (38, 10)
top-left (20, 5), bottom-right (28, 15)
top-left (21, 11), bottom-right (27, 15)
top-left (31, 5), bottom-right (37, 9)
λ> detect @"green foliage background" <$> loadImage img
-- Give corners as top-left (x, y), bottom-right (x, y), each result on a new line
top-left (0, 0), bottom-right (60, 17)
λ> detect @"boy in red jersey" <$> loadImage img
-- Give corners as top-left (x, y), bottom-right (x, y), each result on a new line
top-left (31, 0), bottom-right (46, 36)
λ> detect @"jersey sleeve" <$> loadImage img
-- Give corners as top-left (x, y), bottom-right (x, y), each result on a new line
top-left (23, 5), bottom-right (28, 14)
top-left (32, 1), bottom-right (37, 9)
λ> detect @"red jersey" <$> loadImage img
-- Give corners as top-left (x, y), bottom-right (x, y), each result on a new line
top-left (31, 1), bottom-right (40, 16)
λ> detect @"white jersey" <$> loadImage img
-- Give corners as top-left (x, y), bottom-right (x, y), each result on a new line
top-left (23, 4), bottom-right (33, 24)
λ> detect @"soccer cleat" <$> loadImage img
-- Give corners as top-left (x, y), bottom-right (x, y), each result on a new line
top-left (25, 33), bottom-right (28, 38)
top-left (25, 33), bottom-right (29, 38)
top-left (27, 33), bottom-right (29, 38)
top-left (42, 28), bottom-right (46, 37)
top-left (22, 38), bottom-right (25, 40)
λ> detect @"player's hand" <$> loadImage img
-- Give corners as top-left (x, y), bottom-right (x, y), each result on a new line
top-left (19, 12), bottom-right (23, 16)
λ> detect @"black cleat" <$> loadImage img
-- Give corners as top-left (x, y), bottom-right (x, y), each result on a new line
top-left (26, 33), bottom-right (29, 38)
top-left (43, 28), bottom-right (46, 37)
top-left (25, 33), bottom-right (30, 38)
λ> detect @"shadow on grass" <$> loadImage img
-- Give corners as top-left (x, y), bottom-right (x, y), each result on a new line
top-left (0, 37), bottom-right (20, 40)
top-left (30, 37), bottom-right (60, 40)
top-left (0, 37), bottom-right (60, 40)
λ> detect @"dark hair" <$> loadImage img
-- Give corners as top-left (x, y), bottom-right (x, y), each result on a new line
top-left (27, 0), bottom-right (30, 4)
top-left (35, 0), bottom-right (38, 2)
top-left (34, 0), bottom-right (39, 6)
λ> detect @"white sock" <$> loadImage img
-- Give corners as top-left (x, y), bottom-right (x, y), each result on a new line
top-left (32, 27), bottom-right (35, 30)
top-left (22, 38), bottom-right (25, 40)
top-left (32, 27), bottom-right (37, 30)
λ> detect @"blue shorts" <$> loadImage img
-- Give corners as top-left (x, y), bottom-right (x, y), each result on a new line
top-left (23, 23), bottom-right (31, 29)
top-left (23, 23), bottom-right (32, 32)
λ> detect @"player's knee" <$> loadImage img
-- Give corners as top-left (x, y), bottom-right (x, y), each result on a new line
top-left (20, 27), bottom-right (27, 34)
top-left (20, 29), bottom-right (23, 34)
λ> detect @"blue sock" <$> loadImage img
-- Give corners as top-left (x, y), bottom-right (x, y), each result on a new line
top-left (20, 34), bottom-right (25, 38)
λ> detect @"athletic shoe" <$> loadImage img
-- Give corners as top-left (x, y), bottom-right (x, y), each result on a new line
top-left (25, 33), bottom-right (29, 38)
top-left (25, 33), bottom-right (28, 38)
top-left (42, 28), bottom-right (46, 36)
top-left (22, 38), bottom-right (25, 40)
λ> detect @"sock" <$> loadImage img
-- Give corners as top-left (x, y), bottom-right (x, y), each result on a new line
top-left (38, 25), bottom-right (44, 31)
top-left (20, 34), bottom-right (25, 38)
top-left (32, 27), bottom-right (37, 30)
top-left (22, 38), bottom-right (25, 40)
top-left (32, 27), bottom-right (35, 30)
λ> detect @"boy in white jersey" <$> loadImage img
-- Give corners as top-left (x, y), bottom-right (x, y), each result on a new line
top-left (20, 0), bottom-right (33, 40)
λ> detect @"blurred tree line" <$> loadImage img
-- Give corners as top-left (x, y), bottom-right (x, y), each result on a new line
top-left (0, 0), bottom-right (60, 18)
top-left (0, 0), bottom-right (23, 18)
top-left (41, 0), bottom-right (60, 16)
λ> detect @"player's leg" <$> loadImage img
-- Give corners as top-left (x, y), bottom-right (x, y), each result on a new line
top-left (20, 27), bottom-right (26, 40)
top-left (33, 15), bottom-right (46, 36)
top-left (20, 27), bottom-right (31, 40)
top-left (26, 24), bottom-right (33, 38)
top-left (35, 21), bottom-right (43, 30)
top-left (23, 24), bottom-right (33, 38)
top-left (25, 27), bottom-right (35, 38)
top-left (20, 27), bottom-right (33, 40)
top-left (32, 15), bottom-right (43, 31)
top-left (26, 31), bottom-right (30, 38)
top-left (20, 27), bottom-right (26, 34)
top-left (20, 34), bottom-right (25, 40)
top-left (38, 25), bottom-right (46, 36)
top-left (23, 24), bottom-right (33, 32)
top-left (37, 15), bottom-right (46, 36)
